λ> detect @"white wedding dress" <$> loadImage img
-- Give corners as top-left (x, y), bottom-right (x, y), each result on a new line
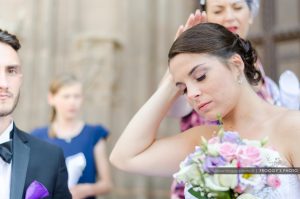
top-left (184, 149), bottom-right (300, 199)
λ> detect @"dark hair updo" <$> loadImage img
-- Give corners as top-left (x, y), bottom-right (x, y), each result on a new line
top-left (168, 23), bottom-right (261, 85)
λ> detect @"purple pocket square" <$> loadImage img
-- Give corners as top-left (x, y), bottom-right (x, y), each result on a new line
top-left (25, 180), bottom-right (49, 199)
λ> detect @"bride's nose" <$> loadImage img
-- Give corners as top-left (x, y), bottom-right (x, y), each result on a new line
top-left (187, 85), bottom-right (202, 101)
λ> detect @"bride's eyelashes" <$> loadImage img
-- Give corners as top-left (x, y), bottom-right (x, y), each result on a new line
top-left (196, 74), bottom-right (206, 82)
top-left (180, 74), bottom-right (207, 95)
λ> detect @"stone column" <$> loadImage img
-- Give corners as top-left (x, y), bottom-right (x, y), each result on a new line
top-left (70, 33), bottom-right (122, 126)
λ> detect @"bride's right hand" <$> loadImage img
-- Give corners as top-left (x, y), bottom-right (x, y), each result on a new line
top-left (159, 68), bottom-right (182, 99)
top-left (174, 9), bottom-right (207, 41)
top-left (160, 69), bottom-right (194, 118)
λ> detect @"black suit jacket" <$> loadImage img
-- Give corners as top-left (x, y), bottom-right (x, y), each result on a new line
top-left (10, 126), bottom-right (72, 199)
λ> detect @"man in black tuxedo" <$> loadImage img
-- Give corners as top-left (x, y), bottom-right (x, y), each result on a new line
top-left (0, 29), bottom-right (71, 198)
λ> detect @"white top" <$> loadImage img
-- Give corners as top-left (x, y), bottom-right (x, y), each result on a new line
top-left (0, 121), bottom-right (13, 199)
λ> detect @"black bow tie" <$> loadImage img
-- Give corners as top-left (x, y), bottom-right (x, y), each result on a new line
top-left (0, 141), bottom-right (12, 163)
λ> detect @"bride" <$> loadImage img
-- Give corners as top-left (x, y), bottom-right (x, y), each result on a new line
top-left (110, 23), bottom-right (300, 198)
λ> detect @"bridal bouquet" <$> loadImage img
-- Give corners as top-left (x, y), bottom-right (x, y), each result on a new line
top-left (173, 123), bottom-right (281, 199)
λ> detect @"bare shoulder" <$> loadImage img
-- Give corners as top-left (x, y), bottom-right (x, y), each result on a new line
top-left (276, 109), bottom-right (300, 131)
top-left (271, 109), bottom-right (300, 140)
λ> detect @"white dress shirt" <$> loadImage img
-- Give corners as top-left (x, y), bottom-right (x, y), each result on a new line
top-left (0, 121), bottom-right (13, 199)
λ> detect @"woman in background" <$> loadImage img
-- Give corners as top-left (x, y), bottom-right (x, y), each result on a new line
top-left (32, 74), bottom-right (112, 199)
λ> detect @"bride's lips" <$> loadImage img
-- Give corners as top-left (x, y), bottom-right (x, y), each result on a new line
top-left (197, 101), bottom-right (212, 112)
top-left (226, 26), bottom-right (238, 33)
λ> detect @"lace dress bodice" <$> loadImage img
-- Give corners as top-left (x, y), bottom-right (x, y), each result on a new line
top-left (184, 149), bottom-right (300, 199)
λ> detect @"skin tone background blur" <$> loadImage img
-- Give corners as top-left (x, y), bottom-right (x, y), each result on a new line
top-left (0, 0), bottom-right (299, 198)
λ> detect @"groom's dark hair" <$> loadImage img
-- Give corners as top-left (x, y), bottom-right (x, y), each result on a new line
top-left (0, 29), bottom-right (21, 51)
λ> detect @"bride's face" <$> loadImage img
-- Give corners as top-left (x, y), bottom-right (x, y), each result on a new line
top-left (169, 53), bottom-right (241, 121)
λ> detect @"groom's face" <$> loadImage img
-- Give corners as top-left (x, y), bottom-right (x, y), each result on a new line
top-left (0, 42), bottom-right (22, 117)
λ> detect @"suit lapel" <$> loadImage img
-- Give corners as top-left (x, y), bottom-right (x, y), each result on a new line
top-left (10, 127), bottom-right (30, 199)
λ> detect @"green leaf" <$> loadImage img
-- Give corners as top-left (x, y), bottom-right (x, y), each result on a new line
top-left (188, 188), bottom-right (209, 199)
top-left (215, 191), bottom-right (233, 199)
top-left (188, 188), bottom-right (234, 199)
top-left (217, 114), bottom-right (223, 125)
top-left (260, 136), bottom-right (269, 147)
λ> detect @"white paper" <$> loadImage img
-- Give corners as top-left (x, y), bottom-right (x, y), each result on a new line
top-left (65, 152), bottom-right (86, 188)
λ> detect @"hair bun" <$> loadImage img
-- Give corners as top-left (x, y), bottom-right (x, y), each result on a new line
top-left (234, 36), bottom-right (261, 85)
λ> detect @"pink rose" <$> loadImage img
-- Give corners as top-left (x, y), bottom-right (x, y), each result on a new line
top-left (237, 146), bottom-right (261, 167)
top-left (219, 142), bottom-right (237, 162)
top-left (234, 184), bottom-right (245, 193)
top-left (267, 175), bottom-right (281, 188)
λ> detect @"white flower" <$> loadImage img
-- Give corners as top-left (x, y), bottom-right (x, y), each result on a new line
top-left (218, 174), bottom-right (238, 189)
top-left (173, 164), bottom-right (201, 184)
top-left (204, 175), bottom-right (229, 191)
top-left (207, 144), bottom-right (219, 156)
top-left (240, 174), bottom-right (266, 192)
top-left (237, 193), bottom-right (259, 199)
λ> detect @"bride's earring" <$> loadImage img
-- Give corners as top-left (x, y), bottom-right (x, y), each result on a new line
top-left (237, 75), bottom-right (243, 84)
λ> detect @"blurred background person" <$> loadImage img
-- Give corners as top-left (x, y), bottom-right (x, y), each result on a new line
top-left (31, 74), bottom-right (112, 199)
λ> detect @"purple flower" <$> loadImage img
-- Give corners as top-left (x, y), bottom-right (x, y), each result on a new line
top-left (25, 180), bottom-right (49, 199)
top-left (203, 156), bottom-right (226, 173)
top-left (221, 131), bottom-right (241, 144)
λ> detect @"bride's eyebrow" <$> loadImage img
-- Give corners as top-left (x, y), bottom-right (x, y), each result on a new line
top-left (229, 0), bottom-right (244, 4)
top-left (175, 64), bottom-right (206, 87)
top-left (188, 64), bottom-right (206, 76)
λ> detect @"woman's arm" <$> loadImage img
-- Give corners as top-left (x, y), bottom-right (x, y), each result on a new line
top-left (110, 10), bottom-right (207, 175)
top-left (110, 71), bottom-right (200, 176)
top-left (93, 139), bottom-right (113, 194)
